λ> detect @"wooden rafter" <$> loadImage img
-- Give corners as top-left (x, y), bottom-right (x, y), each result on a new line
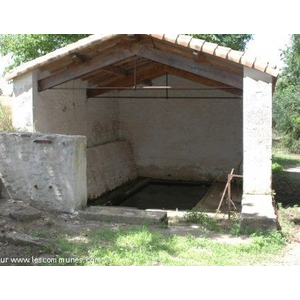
top-left (89, 62), bottom-right (159, 87)
top-left (87, 63), bottom-right (165, 98)
top-left (38, 48), bottom-right (134, 91)
top-left (127, 43), bottom-right (243, 89)
top-left (164, 66), bottom-right (242, 96)
top-left (102, 66), bottom-right (127, 77)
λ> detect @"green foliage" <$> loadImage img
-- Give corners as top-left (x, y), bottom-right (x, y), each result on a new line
top-left (272, 150), bottom-right (300, 168)
top-left (277, 35), bottom-right (300, 89)
top-left (0, 103), bottom-right (14, 131)
top-left (191, 34), bottom-right (253, 51)
top-left (277, 203), bottom-right (300, 241)
top-left (272, 162), bottom-right (284, 173)
top-left (0, 34), bottom-right (90, 72)
top-left (182, 211), bottom-right (220, 232)
top-left (274, 35), bottom-right (300, 153)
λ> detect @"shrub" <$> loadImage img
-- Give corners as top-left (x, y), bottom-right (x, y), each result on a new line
top-left (0, 102), bottom-right (14, 131)
top-left (272, 162), bottom-right (284, 173)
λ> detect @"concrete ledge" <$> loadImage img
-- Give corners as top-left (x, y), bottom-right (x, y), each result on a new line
top-left (241, 195), bottom-right (277, 232)
top-left (79, 206), bottom-right (168, 225)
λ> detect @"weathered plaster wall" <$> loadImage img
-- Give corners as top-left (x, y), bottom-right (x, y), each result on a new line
top-left (87, 141), bottom-right (137, 198)
top-left (12, 71), bottom-right (38, 131)
top-left (34, 79), bottom-right (119, 148)
top-left (34, 79), bottom-right (136, 197)
top-left (118, 75), bottom-right (243, 182)
top-left (0, 132), bottom-right (87, 212)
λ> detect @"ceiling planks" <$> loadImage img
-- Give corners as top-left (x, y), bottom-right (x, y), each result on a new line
top-left (38, 48), bottom-right (134, 91)
top-left (87, 63), bottom-right (166, 98)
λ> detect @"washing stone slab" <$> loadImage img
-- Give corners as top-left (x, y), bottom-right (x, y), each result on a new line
top-left (79, 206), bottom-right (168, 225)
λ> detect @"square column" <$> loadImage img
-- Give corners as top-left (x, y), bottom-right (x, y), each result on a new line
top-left (241, 67), bottom-right (277, 231)
top-left (12, 70), bottom-right (38, 132)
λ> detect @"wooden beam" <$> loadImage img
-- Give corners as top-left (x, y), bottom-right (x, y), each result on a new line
top-left (129, 44), bottom-right (243, 89)
top-left (164, 66), bottom-right (242, 96)
top-left (102, 66), bottom-right (127, 77)
top-left (89, 62), bottom-right (160, 87)
top-left (38, 48), bottom-right (134, 91)
top-left (70, 53), bottom-right (86, 63)
top-left (87, 64), bottom-right (165, 98)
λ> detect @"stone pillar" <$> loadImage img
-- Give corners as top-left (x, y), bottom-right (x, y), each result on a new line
top-left (12, 71), bottom-right (38, 132)
top-left (241, 67), bottom-right (277, 231)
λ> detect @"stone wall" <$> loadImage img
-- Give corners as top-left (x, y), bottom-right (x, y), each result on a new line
top-left (0, 132), bottom-right (87, 212)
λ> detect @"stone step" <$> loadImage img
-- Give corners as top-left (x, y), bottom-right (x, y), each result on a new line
top-left (1, 232), bottom-right (48, 248)
top-left (10, 206), bottom-right (42, 222)
top-left (79, 206), bottom-right (168, 225)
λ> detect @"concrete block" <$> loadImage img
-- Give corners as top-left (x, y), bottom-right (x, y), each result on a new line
top-left (0, 132), bottom-right (87, 213)
top-left (79, 206), bottom-right (168, 225)
top-left (241, 195), bottom-right (278, 232)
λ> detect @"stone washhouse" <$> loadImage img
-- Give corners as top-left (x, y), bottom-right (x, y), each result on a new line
top-left (0, 34), bottom-right (279, 230)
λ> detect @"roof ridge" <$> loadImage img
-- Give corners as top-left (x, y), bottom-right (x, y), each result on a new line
top-left (5, 34), bottom-right (279, 81)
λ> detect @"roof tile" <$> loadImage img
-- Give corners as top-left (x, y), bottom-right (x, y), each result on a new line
top-left (6, 34), bottom-right (279, 81)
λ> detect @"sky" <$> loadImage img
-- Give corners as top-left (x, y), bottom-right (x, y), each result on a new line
top-left (245, 34), bottom-right (292, 70)
top-left (0, 34), bottom-right (292, 96)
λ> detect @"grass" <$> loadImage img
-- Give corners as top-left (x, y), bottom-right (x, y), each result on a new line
top-left (181, 211), bottom-right (221, 232)
top-left (47, 225), bottom-right (286, 266)
top-left (277, 203), bottom-right (300, 241)
top-left (272, 144), bottom-right (300, 172)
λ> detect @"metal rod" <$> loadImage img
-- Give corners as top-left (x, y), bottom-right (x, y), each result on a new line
top-left (134, 56), bottom-right (137, 90)
top-left (166, 73), bottom-right (168, 99)
top-left (51, 86), bottom-right (241, 91)
top-left (90, 96), bottom-right (242, 99)
top-left (228, 173), bottom-right (232, 220)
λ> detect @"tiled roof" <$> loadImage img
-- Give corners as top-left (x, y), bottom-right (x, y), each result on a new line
top-left (5, 34), bottom-right (279, 81)
top-left (149, 34), bottom-right (278, 77)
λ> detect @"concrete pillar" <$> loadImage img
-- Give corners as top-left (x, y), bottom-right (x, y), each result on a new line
top-left (12, 71), bottom-right (38, 132)
top-left (241, 67), bottom-right (277, 231)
